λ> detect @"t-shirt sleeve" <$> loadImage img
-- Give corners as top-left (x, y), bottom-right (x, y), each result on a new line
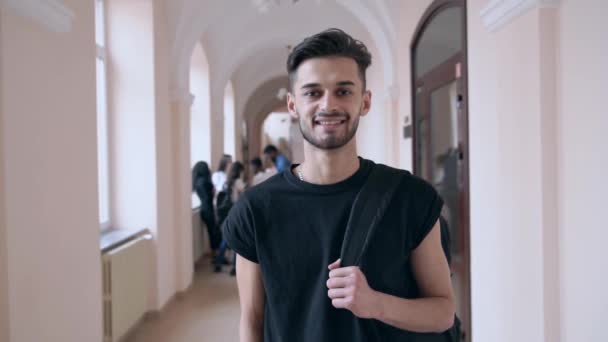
top-left (222, 194), bottom-right (259, 263)
top-left (408, 176), bottom-right (444, 251)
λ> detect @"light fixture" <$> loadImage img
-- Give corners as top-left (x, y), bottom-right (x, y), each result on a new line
top-left (276, 87), bottom-right (288, 100)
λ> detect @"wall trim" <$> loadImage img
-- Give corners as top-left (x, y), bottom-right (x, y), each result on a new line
top-left (480, 0), bottom-right (560, 32)
top-left (0, 0), bottom-right (74, 33)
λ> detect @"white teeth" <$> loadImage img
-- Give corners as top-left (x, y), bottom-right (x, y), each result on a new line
top-left (318, 120), bottom-right (342, 125)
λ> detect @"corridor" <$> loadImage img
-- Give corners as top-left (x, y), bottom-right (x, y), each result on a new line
top-left (127, 260), bottom-right (240, 342)
top-left (1, 0), bottom-right (607, 341)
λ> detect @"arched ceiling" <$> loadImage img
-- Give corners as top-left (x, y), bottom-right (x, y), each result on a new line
top-left (169, 0), bottom-right (399, 101)
top-left (242, 76), bottom-right (289, 128)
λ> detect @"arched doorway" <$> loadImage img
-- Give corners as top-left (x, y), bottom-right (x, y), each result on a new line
top-left (411, 0), bottom-right (470, 340)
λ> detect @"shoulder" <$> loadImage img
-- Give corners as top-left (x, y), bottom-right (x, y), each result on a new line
top-left (370, 162), bottom-right (437, 197)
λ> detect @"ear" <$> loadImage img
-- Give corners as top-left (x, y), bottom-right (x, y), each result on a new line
top-left (287, 92), bottom-right (299, 120)
top-left (360, 90), bottom-right (372, 117)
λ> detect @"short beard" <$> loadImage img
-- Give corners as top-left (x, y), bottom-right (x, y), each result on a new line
top-left (298, 111), bottom-right (360, 150)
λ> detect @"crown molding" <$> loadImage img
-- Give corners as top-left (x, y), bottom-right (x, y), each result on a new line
top-left (481, 0), bottom-right (560, 32)
top-left (1, 0), bottom-right (74, 33)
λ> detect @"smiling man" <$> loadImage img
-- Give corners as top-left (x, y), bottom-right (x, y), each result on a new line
top-left (223, 28), bottom-right (455, 341)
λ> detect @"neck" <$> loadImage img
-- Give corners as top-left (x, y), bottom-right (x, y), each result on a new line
top-left (298, 139), bottom-right (360, 185)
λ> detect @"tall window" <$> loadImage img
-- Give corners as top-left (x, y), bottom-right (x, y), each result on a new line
top-left (95, 0), bottom-right (110, 229)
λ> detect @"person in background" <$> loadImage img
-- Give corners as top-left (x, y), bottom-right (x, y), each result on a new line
top-left (212, 154), bottom-right (233, 193)
top-left (263, 144), bottom-right (291, 173)
top-left (248, 157), bottom-right (264, 185)
top-left (214, 161), bottom-right (246, 275)
top-left (251, 156), bottom-right (274, 186)
top-left (192, 161), bottom-right (221, 256)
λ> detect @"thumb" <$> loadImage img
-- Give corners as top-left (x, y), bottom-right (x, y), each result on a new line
top-left (328, 258), bottom-right (341, 270)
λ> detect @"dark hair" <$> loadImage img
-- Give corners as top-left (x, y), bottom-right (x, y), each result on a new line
top-left (226, 161), bottom-right (244, 189)
top-left (250, 157), bottom-right (263, 171)
top-left (217, 154), bottom-right (232, 172)
top-left (263, 145), bottom-right (279, 163)
top-left (263, 145), bottom-right (279, 155)
top-left (192, 161), bottom-right (211, 191)
top-left (286, 28), bottom-right (372, 91)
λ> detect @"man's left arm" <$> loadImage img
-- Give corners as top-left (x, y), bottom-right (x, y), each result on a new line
top-left (327, 220), bottom-right (455, 333)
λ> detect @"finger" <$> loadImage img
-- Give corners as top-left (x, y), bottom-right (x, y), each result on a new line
top-left (328, 259), bottom-right (341, 270)
top-left (327, 287), bottom-right (351, 299)
top-left (326, 276), bottom-right (352, 289)
top-left (329, 266), bottom-right (358, 278)
top-left (331, 297), bottom-right (352, 310)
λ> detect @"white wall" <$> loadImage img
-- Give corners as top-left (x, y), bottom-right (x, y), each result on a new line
top-left (209, 76), bottom-right (225, 169)
top-left (0, 0), bottom-right (103, 340)
top-left (153, 0), bottom-right (178, 310)
top-left (262, 112), bottom-right (291, 152)
top-left (0, 13), bottom-right (9, 341)
top-left (170, 95), bottom-right (194, 293)
top-left (190, 42), bottom-right (211, 167)
top-left (557, 0), bottom-right (608, 340)
top-left (356, 43), bottom-right (389, 164)
top-left (467, 1), bottom-right (588, 341)
top-left (224, 81), bottom-right (236, 159)
top-left (467, 1), bottom-right (548, 340)
top-left (107, 0), bottom-right (158, 232)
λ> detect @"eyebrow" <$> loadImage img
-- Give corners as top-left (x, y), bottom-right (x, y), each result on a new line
top-left (299, 81), bottom-right (356, 90)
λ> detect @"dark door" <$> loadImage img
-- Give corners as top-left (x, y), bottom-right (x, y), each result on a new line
top-left (412, 1), bottom-right (471, 340)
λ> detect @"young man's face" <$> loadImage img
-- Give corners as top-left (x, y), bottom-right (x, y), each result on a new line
top-left (287, 56), bottom-right (371, 150)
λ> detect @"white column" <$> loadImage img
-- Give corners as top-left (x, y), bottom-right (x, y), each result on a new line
top-left (383, 84), bottom-right (400, 167)
top-left (171, 89), bottom-right (195, 292)
top-left (0, 21), bottom-right (9, 340)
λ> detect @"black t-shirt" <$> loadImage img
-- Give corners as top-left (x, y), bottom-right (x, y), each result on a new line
top-left (224, 158), bottom-right (445, 341)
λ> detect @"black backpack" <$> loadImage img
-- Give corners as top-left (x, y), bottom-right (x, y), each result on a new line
top-left (340, 164), bottom-right (462, 341)
top-left (215, 184), bottom-right (234, 226)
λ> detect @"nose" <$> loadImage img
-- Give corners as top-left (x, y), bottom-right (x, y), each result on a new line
top-left (319, 92), bottom-right (340, 114)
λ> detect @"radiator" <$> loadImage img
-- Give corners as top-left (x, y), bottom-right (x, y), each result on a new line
top-left (102, 233), bottom-right (153, 342)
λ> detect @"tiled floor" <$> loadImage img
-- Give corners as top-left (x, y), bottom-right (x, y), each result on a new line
top-left (127, 259), bottom-right (241, 342)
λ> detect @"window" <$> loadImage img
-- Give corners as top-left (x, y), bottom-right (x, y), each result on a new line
top-left (95, 0), bottom-right (110, 229)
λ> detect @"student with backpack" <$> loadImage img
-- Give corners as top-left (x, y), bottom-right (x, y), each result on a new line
top-left (214, 161), bottom-right (246, 274)
top-left (223, 29), bottom-right (457, 341)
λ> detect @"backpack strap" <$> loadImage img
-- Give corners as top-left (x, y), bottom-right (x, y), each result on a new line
top-left (339, 164), bottom-right (405, 267)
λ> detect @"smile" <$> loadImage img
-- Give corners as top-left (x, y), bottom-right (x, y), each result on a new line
top-left (315, 119), bottom-right (347, 126)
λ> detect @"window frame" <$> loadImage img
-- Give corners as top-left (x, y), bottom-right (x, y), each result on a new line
top-left (95, 0), bottom-right (111, 231)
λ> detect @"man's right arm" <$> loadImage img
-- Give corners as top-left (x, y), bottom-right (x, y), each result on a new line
top-left (236, 254), bottom-right (265, 342)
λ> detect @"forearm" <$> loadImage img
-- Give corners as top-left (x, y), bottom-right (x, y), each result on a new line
top-left (372, 291), bottom-right (454, 333)
top-left (239, 313), bottom-right (263, 342)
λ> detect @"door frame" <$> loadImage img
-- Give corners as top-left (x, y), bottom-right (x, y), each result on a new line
top-left (410, 0), bottom-right (471, 340)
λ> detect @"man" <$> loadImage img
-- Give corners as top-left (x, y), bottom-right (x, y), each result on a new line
top-left (224, 28), bottom-right (455, 341)
top-left (262, 144), bottom-right (291, 173)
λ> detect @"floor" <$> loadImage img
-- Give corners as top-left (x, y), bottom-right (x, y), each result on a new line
top-left (126, 258), bottom-right (241, 342)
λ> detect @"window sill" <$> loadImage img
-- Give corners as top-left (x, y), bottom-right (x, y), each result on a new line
top-left (100, 227), bottom-right (150, 253)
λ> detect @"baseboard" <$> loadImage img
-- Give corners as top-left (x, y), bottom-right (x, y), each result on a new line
top-left (141, 280), bottom-right (195, 322)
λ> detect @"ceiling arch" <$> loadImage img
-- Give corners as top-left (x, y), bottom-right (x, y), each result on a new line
top-left (170, 0), bottom-right (397, 98)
